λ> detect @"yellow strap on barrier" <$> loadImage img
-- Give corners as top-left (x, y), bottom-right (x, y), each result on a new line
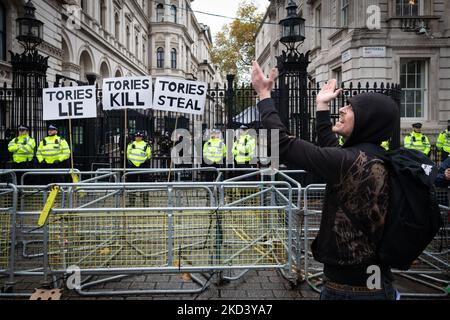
top-left (71, 172), bottom-right (79, 183)
top-left (38, 186), bottom-right (60, 227)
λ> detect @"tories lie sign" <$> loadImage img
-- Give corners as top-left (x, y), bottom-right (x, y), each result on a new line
top-left (103, 76), bottom-right (152, 110)
top-left (43, 86), bottom-right (97, 120)
top-left (152, 77), bottom-right (207, 116)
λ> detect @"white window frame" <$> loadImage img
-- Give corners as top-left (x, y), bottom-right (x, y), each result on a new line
top-left (341, 0), bottom-right (349, 27)
top-left (395, 0), bottom-right (424, 16)
top-left (315, 5), bottom-right (321, 48)
top-left (399, 58), bottom-right (428, 121)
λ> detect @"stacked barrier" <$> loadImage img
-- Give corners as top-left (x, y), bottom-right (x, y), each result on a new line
top-left (1, 168), bottom-right (448, 299)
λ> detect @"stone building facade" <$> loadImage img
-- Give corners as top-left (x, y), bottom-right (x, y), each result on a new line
top-left (255, 0), bottom-right (450, 140)
top-left (0, 0), bottom-right (222, 86)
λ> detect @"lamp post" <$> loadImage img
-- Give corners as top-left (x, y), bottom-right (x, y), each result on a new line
top-left (276, 0), bottom-right (310, 141)
top-left (9, 0), bottom-right (48, 143)
top-left (16, 0), bottom-right (44, 53)
top-left (279, 0), bottom-right (305, 54)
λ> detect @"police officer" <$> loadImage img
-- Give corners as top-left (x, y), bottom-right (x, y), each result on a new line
top-left (203, 129), bottom-right (226, 181)
top-left (232, 125), bottom-right (256, 178)
top-left (403, 123), bottom-right (430, 156)
top-left (36, 125), bottom-right (71, 185)
top-left (8, 125), bottom-right (36, 184)
top-left (436, 120), bottom-right (450, 161)
top-left (126, 131), bottom-right (151, 206)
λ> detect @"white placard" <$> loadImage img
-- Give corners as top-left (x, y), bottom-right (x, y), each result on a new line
top-left (152, 77), bottom-right (207, 116)
top-left (43, 86), bottom-right (97, 120)
top-left (342, 50), bottom-right (352, 63)
top-left (363, 47), bottom-right (386, 58)
top-left (102, 76), bottom-right (152, 110)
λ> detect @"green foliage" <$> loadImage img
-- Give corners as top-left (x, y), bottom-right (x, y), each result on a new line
top-left (210, 0), bottom-right (263, 83)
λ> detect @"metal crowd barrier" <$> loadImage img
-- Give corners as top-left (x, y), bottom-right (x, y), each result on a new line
top-left (302, 184), bottom-right (449, 299)
top-left (0, 184), bottom-right (18, 296)
top-left (0, 177), bottom-right (298, 297)
top-left (41, 181), bottom-right (295, 296)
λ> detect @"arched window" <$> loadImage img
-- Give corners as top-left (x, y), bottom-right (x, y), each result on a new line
top-left (171, 48), bottom-right (177, 69)
top-left (157, 47), bottom-right (164, 68)
top-left (156, 3), bottom-right (164, 22)
top-left (0, 3), bottom-right (5, 61)
top-left (170, 5), bottom-right (177, 23)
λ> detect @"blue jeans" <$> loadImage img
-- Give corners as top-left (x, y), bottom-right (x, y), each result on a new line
top-left (320, 279), bottom-right (397, 300)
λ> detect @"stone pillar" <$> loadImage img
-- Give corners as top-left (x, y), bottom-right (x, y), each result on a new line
top-left (165, 0), bottom-right (170, 21)
top-left (151, 36), bottom-right (156, 68)
top-left (165, 36), bottom-right (171, 69)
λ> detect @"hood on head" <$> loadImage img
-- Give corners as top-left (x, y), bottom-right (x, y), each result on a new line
top-left (343, 92), bottom-right (399, 147)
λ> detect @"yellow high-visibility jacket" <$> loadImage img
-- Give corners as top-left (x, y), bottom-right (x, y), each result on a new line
top-left (36, 135), bottom-right (71, 164)
top-left (127, 140), bottom-right (151, 167)
top-left (8, 134), bottom-right (36, 163)
top-left (203, 138), bottom-right (226, 164)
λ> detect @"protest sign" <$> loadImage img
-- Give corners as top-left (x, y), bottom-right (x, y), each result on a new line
top-left (103, 76), bottom-right (152, 110)
top-left (43, 86), bottom-right (97, 120)
top-left (152, 77), bottom-right (207, 116)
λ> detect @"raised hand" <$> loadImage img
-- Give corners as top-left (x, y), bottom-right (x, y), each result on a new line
top-left (252, 60), bottom-right (278, 101)
top-left (316, 79), bottom-right (343, 111)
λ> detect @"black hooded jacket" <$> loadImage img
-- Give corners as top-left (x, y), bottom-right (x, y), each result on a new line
top-left (258, 93), bottom-right (398, 285)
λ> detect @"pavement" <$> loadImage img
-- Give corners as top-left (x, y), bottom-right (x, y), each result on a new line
top-left (3, 269), bottom-right (449, 300)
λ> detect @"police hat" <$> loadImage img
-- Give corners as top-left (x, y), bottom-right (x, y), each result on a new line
top-left (210, 128), bottom-right (220, 134)
top-left (412, 123), bottom-right (422, 129)
top-left (18, 125), bottom-right (29, 131)
top-left (135, 131), bottom-right (144, 137)
top-left (48, 124), bottom-right (58, 131)
top-left (240, 125), bottom-right (249, 130)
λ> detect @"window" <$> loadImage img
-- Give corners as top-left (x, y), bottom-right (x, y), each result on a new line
top-left (171, 48), bottom-right (177, 69)
top-left (114, 12), bottom-right (120, 39)
top-left (74, 126), bottom-right (83, 145)
top-left (396, 0), bottom-right (420, 16)
top-left (341, 0), bottom-right (349, 27)
top-left (0, 3), bottom-right (5, 61)
top-left (332, 67), bottom-right (342, 87)
top-left (143, 43), bottom-right (146, 63)
top-left (100, 0), bottom-right (107, 28)
top-left (170, 5), bottom-right (177, 23)
top-left (157, 47), bottom-right (164, 68)
top-left (400, 59), bottom-right (427, 118)
top-left (156, 3), bottom-right (164, 22)
top-left (135, 35), bottom-right (139, 58)
top-left (81, 0), bottom-right (87, 12)
top-left (315, 5), bottom-right (321, 48)
top-left (126, 25), bottom-right (130, 50)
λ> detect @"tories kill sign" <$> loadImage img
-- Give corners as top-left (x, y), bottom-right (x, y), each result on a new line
top-left (43, 86), bottom-right (97, 120)
top-left (153, 78), bottom-right (207, 116)
top-left (103, 76), bottom-right (152, 110)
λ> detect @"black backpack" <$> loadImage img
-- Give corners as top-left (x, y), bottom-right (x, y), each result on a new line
top-left (357, 144), bottom-right (443, 270)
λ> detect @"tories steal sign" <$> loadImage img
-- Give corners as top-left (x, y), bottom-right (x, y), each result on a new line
top-left (103, 76), bottom-right (152, 110)
top-left (152, 77), bottom-right (207, 116)
top-left (43, 86), bottom-right (97, 120)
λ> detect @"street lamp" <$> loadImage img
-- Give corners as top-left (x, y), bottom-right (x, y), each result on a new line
top-left (276, 0), bottom-right (310, 145)
top-left (279, 0), bottom-right (305, 53)
top-left (16, 0), bottom-right (43, 52)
